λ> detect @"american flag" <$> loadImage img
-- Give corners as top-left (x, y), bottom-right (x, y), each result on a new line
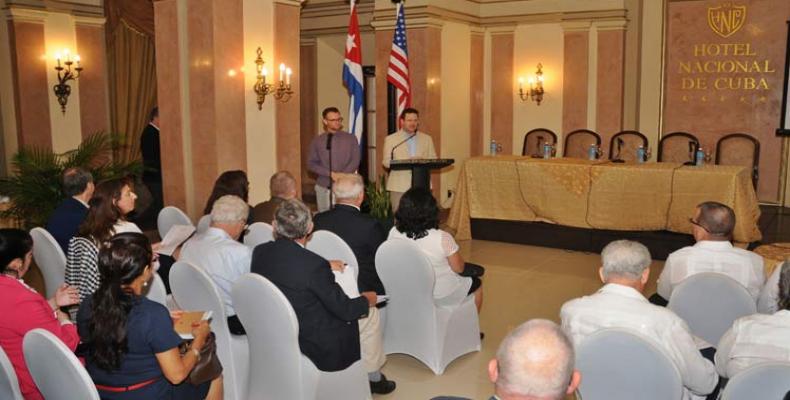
top-left (387, 2), bottom-right (411, 118)
top-left (343, 0), bottom-right (364, 144)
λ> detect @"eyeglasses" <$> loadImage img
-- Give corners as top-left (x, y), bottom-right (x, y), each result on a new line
top-left (688, 218), bottom-right (710, 233)
top-left (326, 118), bottom-right (343, 122)
top-left (242, 224), bottom-right (250, 236)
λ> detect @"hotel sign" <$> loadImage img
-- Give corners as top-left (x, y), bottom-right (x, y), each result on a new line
top-left (707, 2), bottom-right (746, 38)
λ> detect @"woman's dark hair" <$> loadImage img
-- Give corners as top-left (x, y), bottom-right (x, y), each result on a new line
top-left (778, 261), bottom-right (790, 311)
top-left (394, 187), bottom-right (439, 240)
top-left (89, 232), bottom-right (152, 371)
top-left (0, 229), bottom-right (33, 274)
top-left (204, 170), bottom-right (249, 215)
top-left (78, 177), bottom-right (134, 243)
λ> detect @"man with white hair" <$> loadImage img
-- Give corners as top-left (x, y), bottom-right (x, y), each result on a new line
top-left (313, 173), bottom-right (387, 294)
top-left (180, 194), bottom-right (251, 335)
top-left (560, 240), bottom-right (717, 400)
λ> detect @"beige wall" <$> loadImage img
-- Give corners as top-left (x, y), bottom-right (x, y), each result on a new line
top-left (44, 12), bottom-right (83, 154)
top-left (440, 21), bottom-right (471, 205)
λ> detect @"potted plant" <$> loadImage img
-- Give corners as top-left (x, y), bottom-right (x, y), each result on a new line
top-left (363, 175), bottom-right (393, 231)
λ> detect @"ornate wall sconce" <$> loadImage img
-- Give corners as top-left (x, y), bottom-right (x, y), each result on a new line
top-left (53, 49), bottom-right (83, 114)
top-left (518, 63), bottom-right (544, 105)
top-left (253, 47), bottom-right (293, 109)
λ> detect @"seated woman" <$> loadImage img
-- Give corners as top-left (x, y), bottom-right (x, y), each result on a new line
top-left (716, 262), bottom-right (790, 379)
top-left (66, 176), bottom-right (142, 301)
top-left (388, 187), bottom-right (483, 311)
top-left (77, 232), bottom-right (222, 399)
top-left (0, 228), bottom-right (80, 400)
top-left (203, 170), bottom-right (253, 225)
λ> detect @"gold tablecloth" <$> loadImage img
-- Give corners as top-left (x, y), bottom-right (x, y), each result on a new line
top-left (446, 156), bottom-right (762, 243)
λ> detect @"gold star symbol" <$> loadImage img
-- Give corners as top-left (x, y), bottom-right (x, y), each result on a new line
top-left (682, 95), bottom-right (689, 102)
top-left (740, 96), bottom-right (747, 102)
top-left (759, 96), bottom-right (767, 102)
top-left (719, 95), bottom-right (726, 102)
top-left (701, 96), bottom-right (707, 102)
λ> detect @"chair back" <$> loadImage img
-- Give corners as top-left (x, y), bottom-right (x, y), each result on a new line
top-left (609, 130), bottom-right (649, 162)
top-left (30, 227), bottom-right (67, 298)
top-left (658, 131), bottom-right (699, 163)
top-left (170, 261), bottom-right (248, 400)
top-left (563, 129), bottom-right (602, 159)
top-left (721, 362), bottom-right (790, 400)
top-left (143, 271), bottom-right (168, 306)
top-left (197, 214), bottom-right (212, 233)
top-left (522, 128), bottom-right (558, 157)
top-left (0, 345), bottom-right (23, 400)
top-left (307, 230), bottom-right (360, 281)
top-left (668, 272), bottom-right (756, 345)
top-left (157, 206), bottom-right (193, 238)
top-left (23, 329), bottom-right (99, 400)
top-left (576, 329), bottom-right (683, 400)
top-left (715, 133), bottom-right (760, 188)
top-left (232, 273), bottom-right (318, 400)
top-left (244, 222), bottom-right (275, 249)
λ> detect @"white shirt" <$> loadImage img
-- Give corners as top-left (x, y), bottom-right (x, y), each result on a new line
top-left (561, 283), bottom-right (718, 400)
top-left (180, 227), bottom-right (251, 316)
top-left (715, 310), bottom-right (790, 378)
top-left (113, 220), bottom-right (142, 234)
top-left (657, 240), bottom-right (764, 301)
top-left (757, 263), bottom-right (782, 314)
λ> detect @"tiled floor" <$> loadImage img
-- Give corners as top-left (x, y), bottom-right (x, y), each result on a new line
top-left (377, 239), bottom-right (665, 400)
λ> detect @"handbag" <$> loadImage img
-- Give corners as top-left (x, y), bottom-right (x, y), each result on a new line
top-left (179, 332), bottom-right (223, 385)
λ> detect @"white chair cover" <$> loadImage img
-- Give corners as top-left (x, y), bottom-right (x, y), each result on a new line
top-left (231, 274), bottom-right (370, 400)
top-left (576, 328), bottom-right (683, 400)
top-left (170, 261), bottom-right (248, 400)
top-left (307, 230), bottom-right (360, 297)
top-left (157, 206), bottom-right (193, 238)
top-left (0, 344), bottom-right (23, 400)
top-left (243, 222), bottom-right (274, 249)
top-left (668, 272), bottom-right (757, 346)
top-left (375, 238), bottom-right (480, 375)
top-left (721, 362), bottom-right (790, 400)
top-left (30, 227), bottom-right (67, 298)
top-left (23, 329), bottom-right (99, 400)
top-left (197, 214), bottom-right (212, 233)
top-left (143, 271), bottom-right (168, 307)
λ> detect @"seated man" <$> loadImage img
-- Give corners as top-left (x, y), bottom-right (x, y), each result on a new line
top-left (757, 261), bottom-right (783, 314)
top-left (46, 167), bottom-right (94, 253)
top-left (251, 199), bottom-right (396, 394)
top-left (654, 201), bottom-right (764, 305)
top-left (313, 173), bottom-right (386, 295)
top-left (251, 171), bottom-right (297, 224)
top-left (716, 262), bottom-right (790, 379)
top-left (561, 240), bottom-right (718, 400)
top-left (180, 195), bottom-right (251, 335)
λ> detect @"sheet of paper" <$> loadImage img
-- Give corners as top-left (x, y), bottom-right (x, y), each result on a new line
top-left (158, 225), bottom-right (196, 256)
top-left (333, 268), bottom-right (360, 298)
top-left (376, 295), bottom-right (389, 304)
top-left (174, 310), bottom-right (209, 339)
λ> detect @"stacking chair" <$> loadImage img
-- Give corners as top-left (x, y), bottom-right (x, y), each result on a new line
top-left (563, 129), bottom-right (602, 159)
top-left (232, 273), bottom-right (370, 400)
top-left (522, 128), bottom-right (558, 157)
top-left (243, 222), bottom-right (275, 249)
top-left (23, 329), bottom-right (99, 400)
top-left (143, 271), bottom-right (168, 307)
top-left (668, 273), bottom-right (756, 346)
top-left (720, 362), bottom-right (790, 400)
top-left (157, 206), bottom-right (193, 238)
top-left (30, 227), bottom-right (67, 298)
top-left (306, 230), bottom-right (360, 283)
top-left (375, 238), bottom-right (480, 374)
top-left (170, 261), bottom-right (249, 400)
top-left (715, 133), bottom-right (760, 188)
top-left (609, 130), bottom-right (649, 162)
top-left (657, 131), bottom-right (699, 164)
top-left (197, 214), bottom-right (212, 233)
top-left (576, 329), bottom-right (682, 400)
top-left (0, 345), bottom-right (23, 400)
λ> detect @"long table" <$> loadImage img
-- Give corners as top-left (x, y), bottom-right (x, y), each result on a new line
top-left (446, 156), bottom-right (762, 244)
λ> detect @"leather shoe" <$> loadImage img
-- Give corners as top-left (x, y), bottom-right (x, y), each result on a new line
top-left (370, 374), bottom-right (396, 395)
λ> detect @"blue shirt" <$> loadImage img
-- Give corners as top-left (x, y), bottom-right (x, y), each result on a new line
top-left (407, 133), bottom-right (417, 157)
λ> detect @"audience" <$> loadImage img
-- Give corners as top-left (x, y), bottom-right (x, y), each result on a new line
top-left (715, 262), bottom-right (790, 378)
top-left (180, 195), bottom-right (251, 335)
top-left (66, 176), bottom-right (142, 301)
top-left (757, 261), bottom-right (783, 314)
top-left (389, 187), bottom-right (484, 311)
top-left (77, 232), bottom-right (222, 399)
top-left (250, 199), bottom-right (396, 394)
top-left (0, 228), bottom-right (80, 400)
top-left (251, 170), bottom-right (298, 224)
top-left (653, 201), bottom-right (764, 305)
top-left (313, 173), bottom-right (387, 295)
top-left (560, 239), bottom-right (718, 399)
top-left (203, 170), bottom-right (253, 225)
top-left (46, 167), bottom-right (94, 253)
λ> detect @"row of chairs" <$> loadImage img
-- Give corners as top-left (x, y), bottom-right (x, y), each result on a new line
top-left (522, 129), bottom-right (760, 186)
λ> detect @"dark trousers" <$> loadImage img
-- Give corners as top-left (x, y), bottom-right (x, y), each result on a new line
top-left (648, 293), bottom-right (668, 307)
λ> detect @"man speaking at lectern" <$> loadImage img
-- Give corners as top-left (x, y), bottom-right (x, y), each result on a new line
top-left (382, 108), bottom-right (437, 212)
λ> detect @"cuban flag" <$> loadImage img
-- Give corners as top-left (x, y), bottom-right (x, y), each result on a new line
top-left (343, 0), bottom-right (365, 145)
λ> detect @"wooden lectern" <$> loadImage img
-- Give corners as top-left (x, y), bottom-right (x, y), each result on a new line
top-left (389, 158), bottom-right (454, 189)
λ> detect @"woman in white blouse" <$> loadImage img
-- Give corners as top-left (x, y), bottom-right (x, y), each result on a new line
top-left (388, 187), bottom-right (483, 311)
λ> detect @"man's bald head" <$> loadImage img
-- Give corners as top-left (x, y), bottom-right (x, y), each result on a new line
top-left (490, 319), bottom-right (579, 400)
top-left (695, 201), bottom-right (735, 240)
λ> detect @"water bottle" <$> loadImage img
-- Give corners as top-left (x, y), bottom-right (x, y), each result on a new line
top-left (490, 139), bottom-right (497, 156)
top-left (588, 144), bottom-right (598, 160)
top-left (695, 147), bottom-right (705, 166)
top-left (543, 143), bottom-right (552, 159)
top-left (636, 146), bottom-right (646, 163)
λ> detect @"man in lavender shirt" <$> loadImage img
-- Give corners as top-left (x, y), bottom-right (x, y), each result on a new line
top-left (308, 107), bottom-right (361, 211)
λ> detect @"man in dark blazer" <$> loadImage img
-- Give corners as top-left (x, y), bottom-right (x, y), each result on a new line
top-left (251, 171), bottom-right (298, 224)
top-left (139, 106), bottom-right (162, 228)
top-left (313, 173), bottom-right (386, 295)
top-left (251, 199), bottom-right (395, 394)
top-left (46, 168), bottom-right (94, 253)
